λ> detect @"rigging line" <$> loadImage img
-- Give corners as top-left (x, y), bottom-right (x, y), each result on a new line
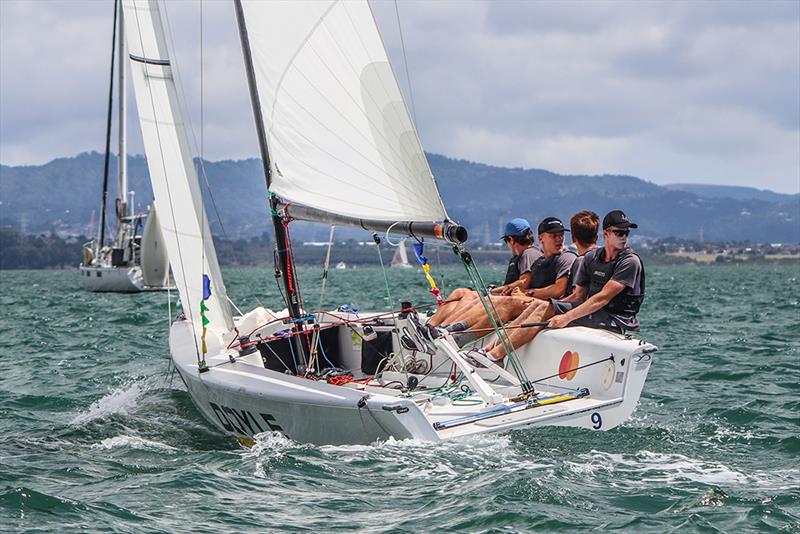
top-left (130, 0), bottom-right (200, 362)
top-left (393, 0), bottom-right (417, 125)
top-left (458, 252), bottom-right (527, 383)
top-left (160, 0), bottom-right (229, 242)
top-left (199, 0), bottom-right (206, 353)
top-left (98, 0), bottom-right (118, 249)
top-left (466, 260), bottom-right (528, 382)
top-left (373, 234), bottom-right (410, 381)
top-left (317, 225), bottom-right (336, 311)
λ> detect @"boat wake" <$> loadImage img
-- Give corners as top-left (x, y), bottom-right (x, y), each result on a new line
top-left (92, 435), bottom-right (178, 452)
top-left (70, 380), bottom-right (150, 425)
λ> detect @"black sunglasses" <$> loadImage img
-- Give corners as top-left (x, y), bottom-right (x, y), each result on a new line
top-left (611, 229), bottom-right (630, 237)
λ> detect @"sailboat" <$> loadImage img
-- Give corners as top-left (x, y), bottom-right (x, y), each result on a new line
top-left (122, 0), bottom-right (655, 446)
top-left (79, 1), bottom-right (170, 293)
top-left (391, 240), bottom-right (413, 268)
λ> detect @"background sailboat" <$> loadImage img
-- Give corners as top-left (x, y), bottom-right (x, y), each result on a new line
top-left (391, 240), bottom-right (413, 268)
top-left (79, 0), bottom-right (170, 293)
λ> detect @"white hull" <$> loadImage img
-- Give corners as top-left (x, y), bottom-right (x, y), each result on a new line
top-left (79, 264), bottom-right (171, 293)
top-left (169, 311), bottom-right (654, 446)
top-left (79, 264), bottom-right (143, 292)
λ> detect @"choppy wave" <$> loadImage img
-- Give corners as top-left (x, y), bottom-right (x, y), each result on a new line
top-left (2, 266), bottom-right (799, 532)
top-left (70, 381), bottom-right (146, 425)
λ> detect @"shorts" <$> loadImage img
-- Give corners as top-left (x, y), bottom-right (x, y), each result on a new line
top-left (550, 300), bottom-right (625, 334)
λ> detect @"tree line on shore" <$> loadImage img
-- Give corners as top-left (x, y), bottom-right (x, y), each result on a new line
top-left (3, 227), bottom-right (794, 271)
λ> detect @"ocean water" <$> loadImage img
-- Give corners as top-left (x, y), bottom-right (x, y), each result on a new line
top-left (0, 264), bottom-right (798, 533)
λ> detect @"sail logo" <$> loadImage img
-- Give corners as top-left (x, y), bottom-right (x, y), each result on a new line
top-left (559, 350), bottom-right (580, 380)
top-left (209, 401), bottom-right (284, 437)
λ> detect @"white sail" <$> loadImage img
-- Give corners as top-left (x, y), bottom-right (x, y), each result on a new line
top-left (140, 204), bottom-right (169, 287)
top-left (240, 0), bottom-right (448, 223)
top-left (391, 240), bottom-right (411, 268)
top-left (122, 0), bottom-right (233, 344)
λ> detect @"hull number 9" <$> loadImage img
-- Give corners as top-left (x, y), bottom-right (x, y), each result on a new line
top-left (591, 412), bottom-right (602, 430)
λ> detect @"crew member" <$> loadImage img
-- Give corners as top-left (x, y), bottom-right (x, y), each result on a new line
top-left (428, 218), bottom-right (540, 327)
top-left (477, 209), bottom-right (645, 362)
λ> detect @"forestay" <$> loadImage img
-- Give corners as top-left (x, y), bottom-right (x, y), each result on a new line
top-left (239, 0), bottom-right (448, 223)
top-left (122, 0), bottom-right (233, 344)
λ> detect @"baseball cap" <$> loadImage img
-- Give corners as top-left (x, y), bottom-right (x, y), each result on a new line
top-left (602, 210), bottom-right (638, 229)
top-left (537, 216), bottom-right (569, 235)
top-left (500, 218), bottom-right (531, 239)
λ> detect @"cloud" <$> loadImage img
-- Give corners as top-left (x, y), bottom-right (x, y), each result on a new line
top-left (1, 0), bottom-right (798, 194)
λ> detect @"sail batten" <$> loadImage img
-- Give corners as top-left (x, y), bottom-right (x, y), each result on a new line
top-left (241, 0), bottom-right (448, 223)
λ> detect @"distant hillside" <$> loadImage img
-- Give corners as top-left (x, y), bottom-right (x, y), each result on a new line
top-left (1, 152), bottom-right (798, 243)
top-left (663, 183), bottom-right (798, 204)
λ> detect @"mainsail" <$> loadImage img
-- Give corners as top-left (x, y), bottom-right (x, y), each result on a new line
top-left (239, 0), bottom-right (448, 224)
top-left (122, 0), bottom-right (233, 343)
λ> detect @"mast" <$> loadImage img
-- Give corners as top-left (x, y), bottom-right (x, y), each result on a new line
top-left (98, 0), bottom-right (118, 249)
top-left (234, 0), bottom-right (307, 370)
top-left (117, 1), bottom-right (128, 220)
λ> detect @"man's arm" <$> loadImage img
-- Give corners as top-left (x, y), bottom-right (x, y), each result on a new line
top-left (494, 272), bottom-right (532, 295)
top-left (524, 276), bottom-right (568, 300)
top-left (561, 283), bottom-right (587, 303)
top-left (548, 280), bottom-right (625, 328)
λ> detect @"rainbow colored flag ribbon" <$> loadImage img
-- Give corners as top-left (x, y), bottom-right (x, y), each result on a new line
top-left (412, 243), bottom-right (443, 305)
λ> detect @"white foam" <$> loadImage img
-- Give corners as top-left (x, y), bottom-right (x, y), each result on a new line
top-left (70, 381), bottom-right (144, 425)
top-left (92, 435), bottom-right (178, 452)
top-left (571, 449), bottom-right (749, 486)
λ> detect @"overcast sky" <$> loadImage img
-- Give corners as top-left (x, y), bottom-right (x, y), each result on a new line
top-left (1, 0), bottom-right (798, 193)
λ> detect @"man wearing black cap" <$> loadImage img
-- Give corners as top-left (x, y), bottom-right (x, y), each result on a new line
top-left (520, 217), bottom-right (577, 300)
top-left (473, 210), bottom-right (645, 364)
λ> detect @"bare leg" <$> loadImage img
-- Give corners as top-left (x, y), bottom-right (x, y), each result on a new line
top-left (488, 301), bottom-right (555, 359)
top-left (458, 295), bottom-right (531, 332)
top-left (428, 288), bottom-right (477, 326)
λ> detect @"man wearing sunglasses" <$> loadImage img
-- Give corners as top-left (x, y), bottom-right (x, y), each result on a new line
top-left (472, 210), bottom-right (644, 364)
top-left (548, 209), bottom-right (645, 332)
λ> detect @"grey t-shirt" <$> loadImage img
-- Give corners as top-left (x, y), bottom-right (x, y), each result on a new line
top-left (574, 246), bottom-right (643, 330)
top-left (517, 246), bottom-right (543, 277)
top-left (552, 250), bottom-right (577, 281)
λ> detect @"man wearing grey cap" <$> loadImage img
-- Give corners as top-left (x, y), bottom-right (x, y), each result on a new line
top-left (428, 218), bottom-right (541, 328)
top-left (473, 210), bottom-right (645, 364)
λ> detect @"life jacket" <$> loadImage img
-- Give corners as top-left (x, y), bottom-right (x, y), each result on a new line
top-left (585, 247), bottom-right (645, 316)
top-left (504, 255), bottom-right (520, 285)
top-left (530, 250), bottom-right (577, 289)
